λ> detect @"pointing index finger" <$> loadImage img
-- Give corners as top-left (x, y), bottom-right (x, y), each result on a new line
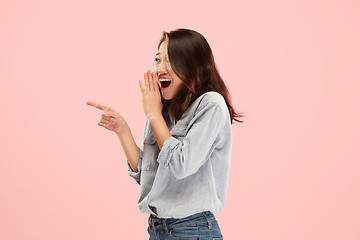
top-left (86, 101), bottom-right (110, 111)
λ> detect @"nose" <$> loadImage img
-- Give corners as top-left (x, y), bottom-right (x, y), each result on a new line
top-left (157, 60), bottom-right (168, 75)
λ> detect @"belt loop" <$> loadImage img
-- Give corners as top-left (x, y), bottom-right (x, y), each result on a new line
top-left (162, 219), bottom-right (169, 233)
top-left (203, 211), bottom-right (212, 229)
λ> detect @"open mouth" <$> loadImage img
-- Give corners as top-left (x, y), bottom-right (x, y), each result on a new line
top-left (159, 79), bottom-right (172, 88)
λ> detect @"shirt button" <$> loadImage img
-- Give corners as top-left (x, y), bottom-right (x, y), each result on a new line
top-left (154, 222), bottom-right (159, 226)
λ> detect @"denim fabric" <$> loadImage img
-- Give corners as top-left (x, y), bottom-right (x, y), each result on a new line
top-left (147, 211), bottom-right (223, 240)
top-left (128, 92), bottom-right (232, 218)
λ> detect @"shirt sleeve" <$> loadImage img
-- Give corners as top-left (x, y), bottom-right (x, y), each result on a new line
top-left (127, 119), bottom-right (149, 185)
top-left (157, 102), bottom-right (226, 179)
top-left (127, 147), bottom-right (143, 184)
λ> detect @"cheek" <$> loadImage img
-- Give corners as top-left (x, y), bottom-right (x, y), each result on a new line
top-left (174, 80), bottom-right (184, 90)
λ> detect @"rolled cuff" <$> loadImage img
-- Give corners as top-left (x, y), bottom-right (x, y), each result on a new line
top-left (127, 147), bottom-right (143, 184)
top-left (157, 137), bottom-right (181, 167)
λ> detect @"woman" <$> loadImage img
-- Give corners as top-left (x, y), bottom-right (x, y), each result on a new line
top-left (87, 28), bottom-right (244, 240)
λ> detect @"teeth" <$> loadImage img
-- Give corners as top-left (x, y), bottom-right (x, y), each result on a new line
top-left (160, 78), bottom-right (172, 88)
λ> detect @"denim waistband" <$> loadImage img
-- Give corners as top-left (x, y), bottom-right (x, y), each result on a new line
top-left (148, 211), bottom-right (215, 230)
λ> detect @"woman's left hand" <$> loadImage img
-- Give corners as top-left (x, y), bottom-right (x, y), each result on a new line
top-left (139, 70), bottom-right (163, 120)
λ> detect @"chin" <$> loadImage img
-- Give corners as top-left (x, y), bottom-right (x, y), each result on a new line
top-left (161, 92), bottom-right (174, 100)
top-left (162, 95), bottom-right (173, 100)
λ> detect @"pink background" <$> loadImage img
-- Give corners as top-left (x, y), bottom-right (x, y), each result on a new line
top-left (1, 0), bottom-right (359, 239)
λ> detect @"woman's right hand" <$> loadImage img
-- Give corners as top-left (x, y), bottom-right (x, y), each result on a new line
top-left (86, 101), bottom-right (128, 135)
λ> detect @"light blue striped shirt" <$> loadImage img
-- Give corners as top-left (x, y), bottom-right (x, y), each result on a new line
top-left (128, 91), bottom-right (232, 218)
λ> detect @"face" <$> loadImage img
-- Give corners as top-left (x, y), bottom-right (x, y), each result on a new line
top-left (155, 41), bottom-right (184, 100)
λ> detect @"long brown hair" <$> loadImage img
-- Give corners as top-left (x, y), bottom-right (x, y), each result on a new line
top-left (159, 29), bottom-right (244, 124)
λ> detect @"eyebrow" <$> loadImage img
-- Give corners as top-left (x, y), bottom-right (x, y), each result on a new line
top-left (155, 52), bottom-right (160, 56)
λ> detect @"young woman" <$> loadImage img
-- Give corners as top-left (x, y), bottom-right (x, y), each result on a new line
top-left (87, 28), bottom-right (244, 240)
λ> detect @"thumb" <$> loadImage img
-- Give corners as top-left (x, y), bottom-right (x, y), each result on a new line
top-left (102, 111), bottom-right (112, 117)
top-left (104, 110), bottom-right (119, 119)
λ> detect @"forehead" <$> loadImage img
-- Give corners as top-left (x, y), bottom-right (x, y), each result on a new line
top-left (158, 41), bottom-right (168, 55)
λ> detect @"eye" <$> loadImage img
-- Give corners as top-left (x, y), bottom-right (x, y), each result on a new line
top-left (155, 57), bottom-right (160, 63)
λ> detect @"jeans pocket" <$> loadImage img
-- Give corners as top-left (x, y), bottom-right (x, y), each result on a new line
top-left (199, 224), bottom-right (223, 240)
top-left (147, 225), bottom-right (156, 240)
top-left (168, 226), bottom-right (200, 239)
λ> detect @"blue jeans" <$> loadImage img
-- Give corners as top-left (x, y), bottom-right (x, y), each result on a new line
top-left (147, 211), bottom-right (223, 240)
